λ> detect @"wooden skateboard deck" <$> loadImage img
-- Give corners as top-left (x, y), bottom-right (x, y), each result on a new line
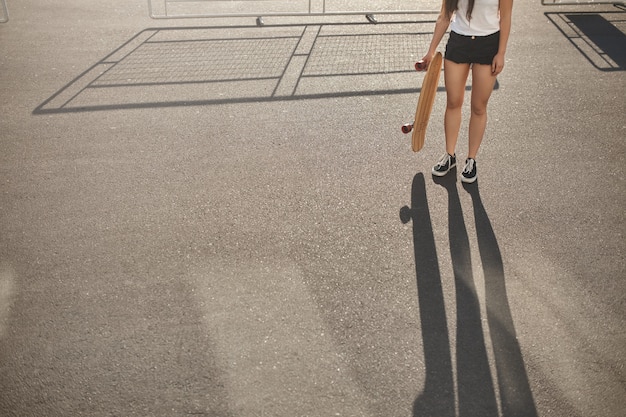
top-left (401, 51), bottom-right (443, 152)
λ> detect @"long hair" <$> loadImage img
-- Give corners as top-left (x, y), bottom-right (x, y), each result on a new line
top-left (445, 0), bottom-right (475, 21)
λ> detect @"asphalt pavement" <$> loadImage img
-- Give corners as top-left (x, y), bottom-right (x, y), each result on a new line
top-left (1, 1), bottom-right (625, 416)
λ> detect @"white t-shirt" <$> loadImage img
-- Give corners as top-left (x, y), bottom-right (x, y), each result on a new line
top-left (450, 0), bottom-right (500, 36)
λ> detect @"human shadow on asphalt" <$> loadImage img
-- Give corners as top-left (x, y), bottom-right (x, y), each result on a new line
top-left (400, 173), bottom-right (538, 417)
top-left (464, 180), bottom-right (539, 417)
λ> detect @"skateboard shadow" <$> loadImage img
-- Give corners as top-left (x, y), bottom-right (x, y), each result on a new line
top-left (400, 173), bottom-right (455, 416)
top-left (401, 173), bottom-right (538, 417)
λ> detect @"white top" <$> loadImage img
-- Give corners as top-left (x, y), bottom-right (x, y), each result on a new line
top-left (450, 0), bottom-right (500, 36)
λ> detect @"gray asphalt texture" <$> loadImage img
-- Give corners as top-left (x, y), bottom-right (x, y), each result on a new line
top-left (1, 1), bottom-right (625, 416)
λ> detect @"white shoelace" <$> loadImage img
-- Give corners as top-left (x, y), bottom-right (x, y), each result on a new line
top-left (463, 159), bottom-right (475, 174)
top-left (436, 153), bottom-right (451, 168)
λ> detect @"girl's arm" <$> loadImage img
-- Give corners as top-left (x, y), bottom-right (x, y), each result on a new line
top-left (419, 2), bottom-right (452, 69)
top-left (492, 0), bottom-right (513, 75)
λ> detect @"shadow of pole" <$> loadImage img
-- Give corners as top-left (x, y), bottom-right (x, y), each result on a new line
top-left (463, 182), bottom-right (539, 417)
top-left (400, 173), bottom-right (455, 417)
top-left (435, 173), bottom-right (498, 417)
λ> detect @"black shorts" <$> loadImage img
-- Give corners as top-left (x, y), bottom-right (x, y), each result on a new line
top-left (445, 31), bottom-right (500, 65)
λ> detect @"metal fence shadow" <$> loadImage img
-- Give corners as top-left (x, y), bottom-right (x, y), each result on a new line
top-left (34, 21), bottom-right (444, 114)
top-left (546, 10), bottom-right (626, 71)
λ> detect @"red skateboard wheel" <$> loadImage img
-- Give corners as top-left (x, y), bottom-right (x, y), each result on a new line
top-left (415, 61), bottom-right (427, 71)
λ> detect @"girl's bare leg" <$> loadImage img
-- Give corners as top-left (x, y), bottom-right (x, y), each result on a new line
top-left (444, 60), bottom-right (471, 156)
top-left (468, 64), bottom-right (498, 159)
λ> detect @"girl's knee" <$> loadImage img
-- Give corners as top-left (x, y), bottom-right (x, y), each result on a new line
top-left (447, 96), bottom-right (464, 110)
top-left (470, 98), bottom-right (490, 116)
top-left (471, 103), bottom-right (488, 116)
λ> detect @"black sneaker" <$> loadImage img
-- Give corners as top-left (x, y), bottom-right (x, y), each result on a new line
top-left (432, 153), bottom-right (456, 177)
top-left (461, 158), bottom-right (477, 183)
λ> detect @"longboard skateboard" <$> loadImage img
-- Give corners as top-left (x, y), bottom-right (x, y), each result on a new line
top-left (401, 51), bottom-right (443, 152)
